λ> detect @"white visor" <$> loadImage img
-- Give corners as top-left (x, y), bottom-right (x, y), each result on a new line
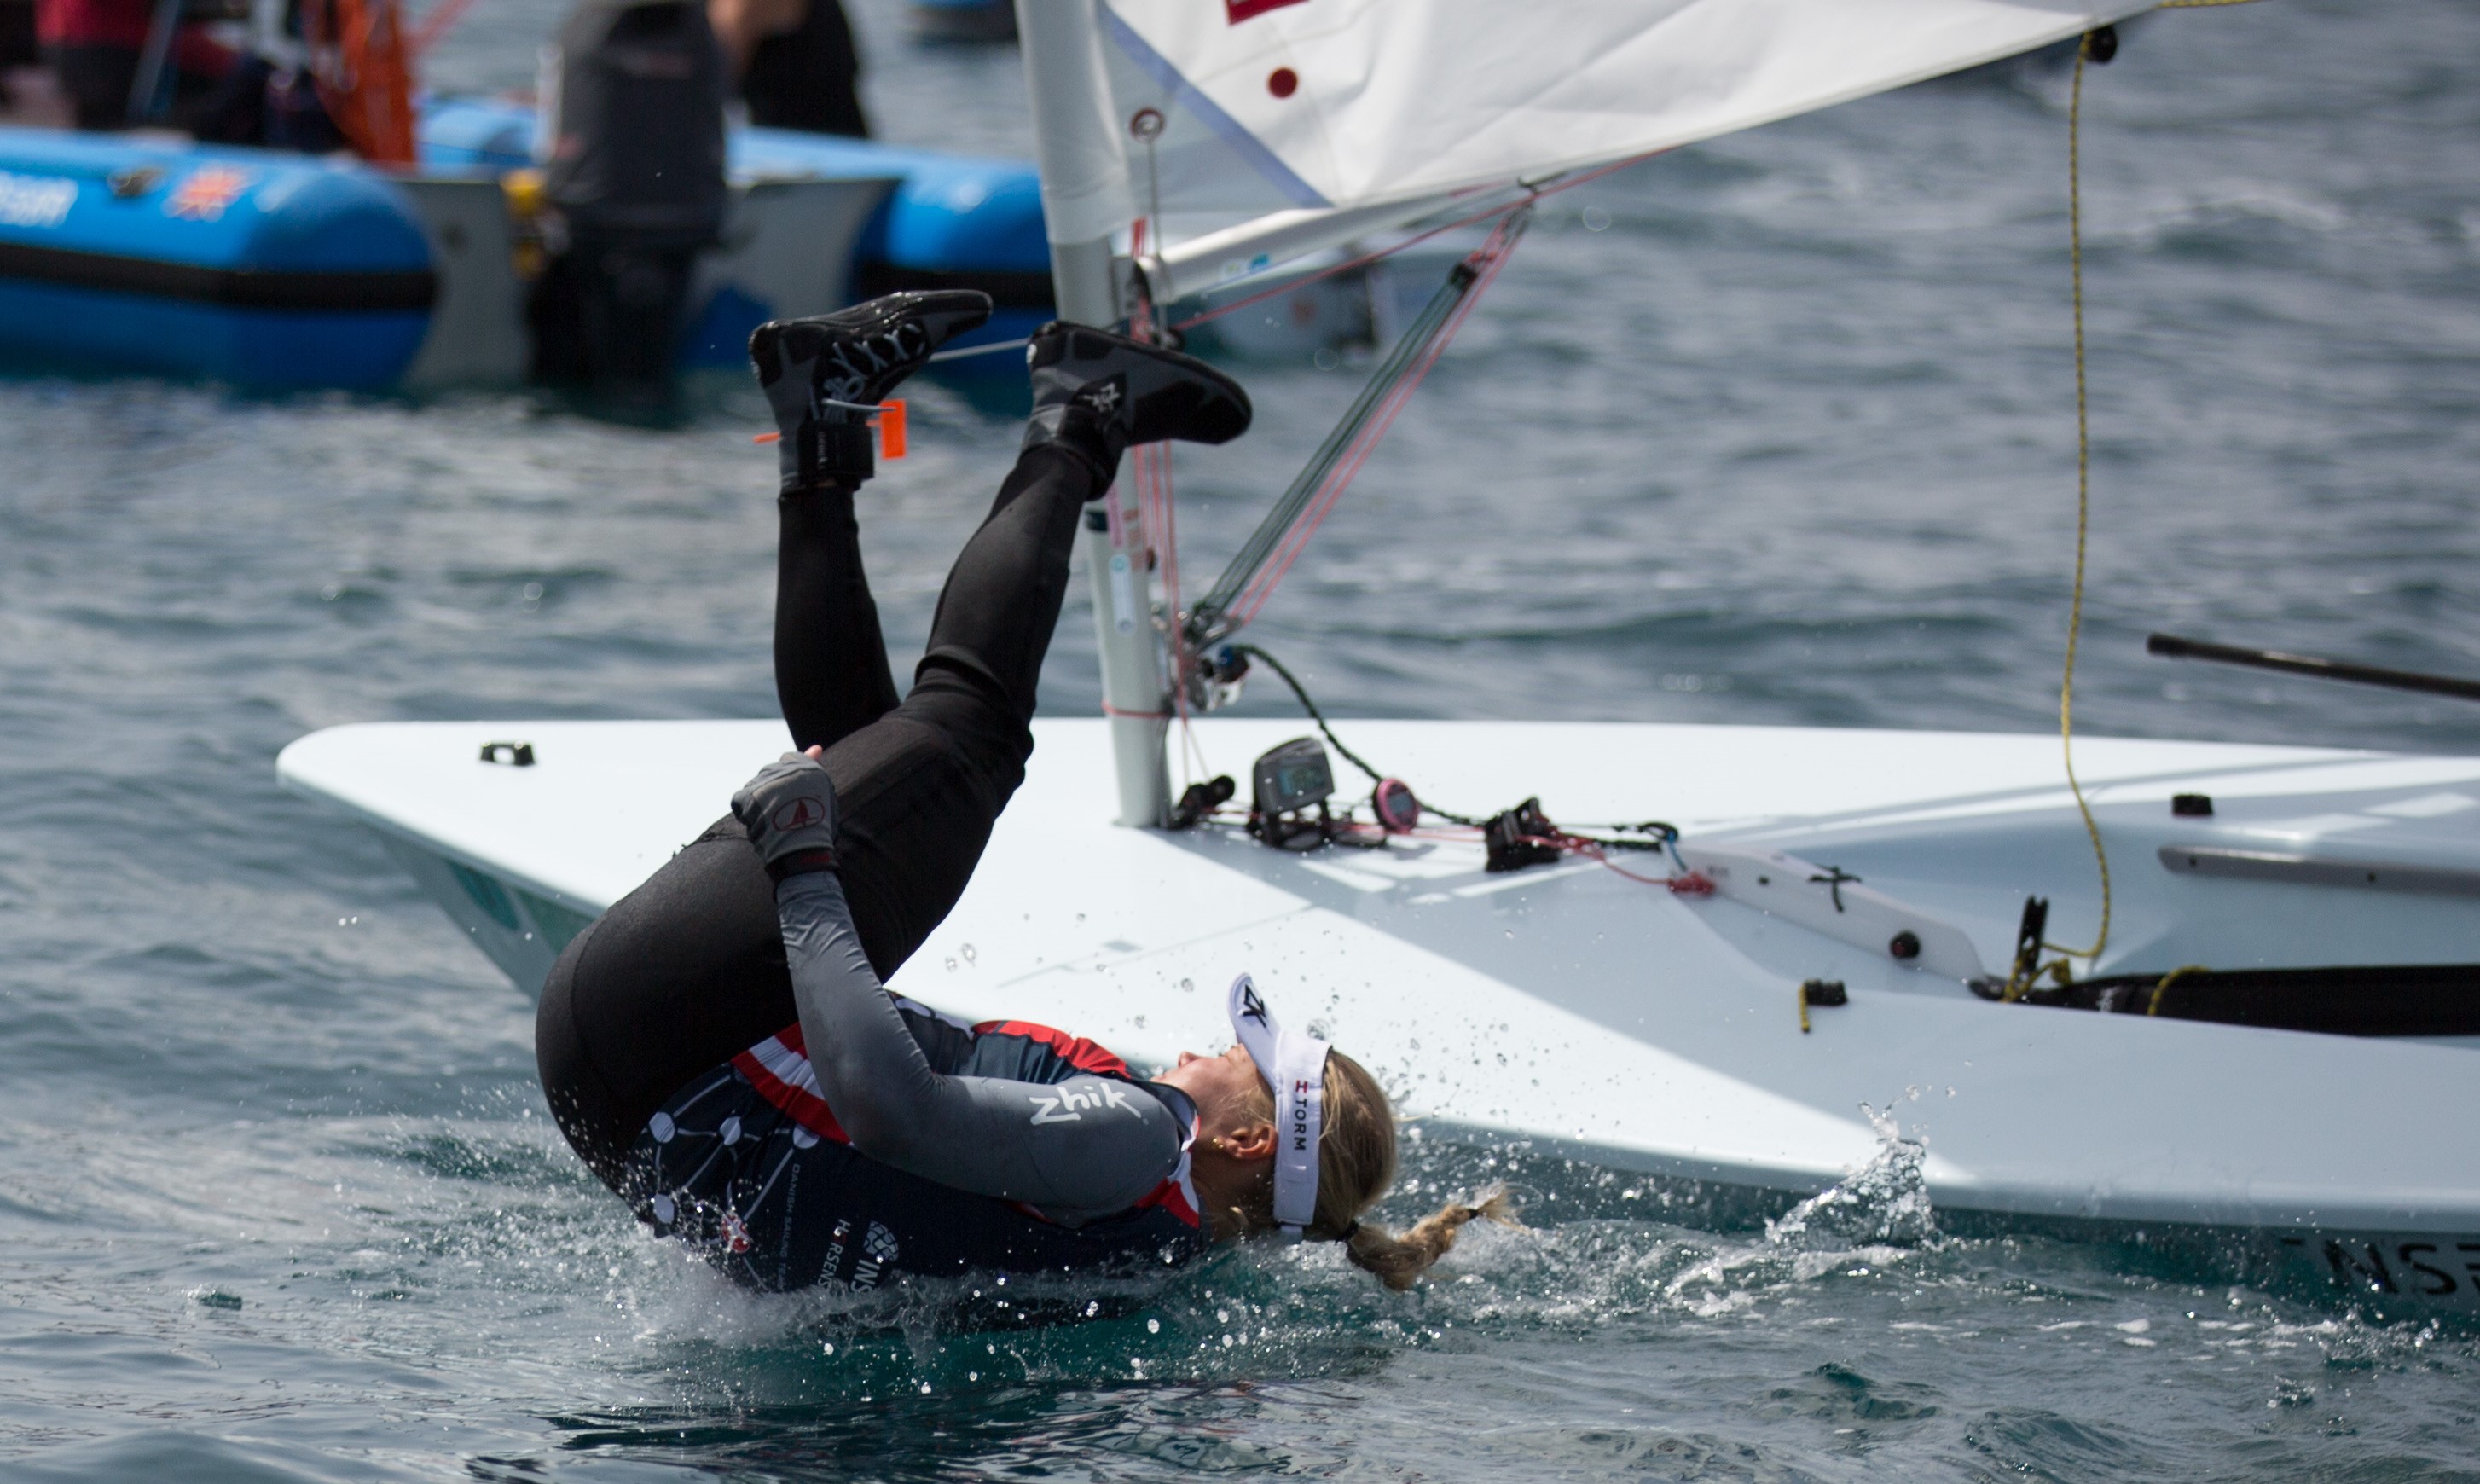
top-left (1226, 973), bottom-right (1330, 1237)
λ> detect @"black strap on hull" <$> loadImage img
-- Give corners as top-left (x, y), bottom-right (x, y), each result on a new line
top-left (2021, 962), bottom-right (2480, 1037)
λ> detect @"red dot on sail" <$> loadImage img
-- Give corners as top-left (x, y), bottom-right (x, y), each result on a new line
top-left (1267, 67), bottom-right (1298, 98)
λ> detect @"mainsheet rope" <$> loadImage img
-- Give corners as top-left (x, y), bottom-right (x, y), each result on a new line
top-left (2014, 0), bottom-right (2269, 998)
top-left (2035, 25), bottom-right (2115, 977)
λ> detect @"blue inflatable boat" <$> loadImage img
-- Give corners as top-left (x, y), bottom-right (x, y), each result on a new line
top-left (0, 129), bottom-right (437, 388)
top-left (0, 102), bottom-right (1049, 390)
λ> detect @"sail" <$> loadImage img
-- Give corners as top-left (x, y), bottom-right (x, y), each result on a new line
top-left (1067, 0), bottom-right (2153, 246)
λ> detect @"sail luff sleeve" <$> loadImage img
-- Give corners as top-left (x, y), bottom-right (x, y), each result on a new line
top-left (1018, 0), bottom-right (1138, 248)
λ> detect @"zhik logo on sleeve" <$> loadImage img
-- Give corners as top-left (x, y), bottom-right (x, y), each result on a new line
top-left (1028, 1080), bottom-right (1143, 1125)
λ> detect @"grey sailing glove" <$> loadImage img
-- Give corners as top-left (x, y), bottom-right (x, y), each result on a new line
top-left (730, 753), bottom-right (842, 882)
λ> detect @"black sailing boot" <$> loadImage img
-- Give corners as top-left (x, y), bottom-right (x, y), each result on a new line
top-left (1020, 322), bottom-right (1253, 487)
top-left (750, 290), bottom-right (993, 493)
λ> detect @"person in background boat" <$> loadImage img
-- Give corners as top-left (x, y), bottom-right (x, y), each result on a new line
top-left (34, 0), bottom-right (236, 130)
top-left (528, 0), bottom-right (729, 402)
top-left (2, 0), bottom-right (68, 125)
top-left (534, 290), bottom-right (1508, 1295)
top-left (707, 0), bottom-right (866, 137)
top-left (22, 0), bottom-right (407, 152)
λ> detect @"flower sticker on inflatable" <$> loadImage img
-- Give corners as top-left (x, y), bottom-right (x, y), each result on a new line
top-left (165, 166), bottom-right (254, 223)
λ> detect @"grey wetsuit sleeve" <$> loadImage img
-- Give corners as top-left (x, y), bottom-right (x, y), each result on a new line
top-left (774, 872), bottom-right (1184, 1217)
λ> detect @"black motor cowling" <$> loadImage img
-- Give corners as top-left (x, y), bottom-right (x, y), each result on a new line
top-left (530, 0), bottom-right (728, 401)
top-left (542, 0), bottom-right (727, 246)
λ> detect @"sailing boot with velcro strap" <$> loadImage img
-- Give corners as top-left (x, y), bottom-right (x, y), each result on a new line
top-left (1021, 321), bottom-right (1253, 487)
top-left (750, 291), bottom-right (993, 494)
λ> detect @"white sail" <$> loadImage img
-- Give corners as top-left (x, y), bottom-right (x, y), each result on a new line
top-left (1013, 0), bottom-right (2158, 825)
top-left (1062, 0), bottom-right (2155, 252)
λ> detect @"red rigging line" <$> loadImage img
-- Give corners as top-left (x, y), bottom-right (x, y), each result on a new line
top-left (1120, 229), bottom-right (1193, 736)
top-left (1090, 154), bottom-right (1695, 781)
top-left (1133, 177), bottom-right (1614, 782)
top-left (1222, 208), bottom-right (1527, 630)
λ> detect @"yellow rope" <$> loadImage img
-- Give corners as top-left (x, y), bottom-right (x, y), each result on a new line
top-left (2006, 5), bottom-right (2268, 998)
top-left (2147, 963), bottom-right (2213, 1015)
top-left (2044, 30), bottom-right (2112, 968)
top-left (2002, 954), bottom-right (2078, 1004)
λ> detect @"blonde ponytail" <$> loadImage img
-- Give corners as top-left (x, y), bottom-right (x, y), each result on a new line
top-left (1228, 1047), bottom-right (1520, 1289)
top-left (1341, 1188), bottom-right (1518, 1291)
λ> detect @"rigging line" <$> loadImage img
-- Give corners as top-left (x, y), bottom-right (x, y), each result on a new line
top-left (1230, 642), bottom-right (1496, 829)
top-left (1231, 296), bottom-right (1463, 620)
top-left (1230, 644), bottom-right (1394, 787)
top-left (2043, 28), bottom-right (2114, 971)
top-left (1231, 641), bottom-right (1491, 827)
top-left (1189, 258), bottom-right (1480, 635)
top-left (1243, 209), bottom-right (1526, 596)
top-left (1167, 151), bottom-right (1652, 334)
top-left (2146, 963), bottom-right (2213, 1016)
top-left (1139, 441), bottom-right (1193, 774)
top-left (1193, 210), bottom-right (1531, 642)
top-left (1125, 216), bottom-right (1198, 785)
top-left (1201, 753), bottom-right (1675, 872)
top-left (927, 336), bottom-right (1032, 364)
top-left (1144, 444), bottom-right (1193, 766)
top-left (1229, 211), bottom-right (1525, 627)
top-left (1155, 428), bottom-right (1206, 784)
top-left (1167, 204), bottom-right (1502, 333)
top-left (1550, 836), bottom-right (1677, 888)
top-left (1156, 454), bottom-right (1186, 696)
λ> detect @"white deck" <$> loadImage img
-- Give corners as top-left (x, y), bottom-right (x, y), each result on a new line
top-left (279, 716), bottom-right (2480, 1308)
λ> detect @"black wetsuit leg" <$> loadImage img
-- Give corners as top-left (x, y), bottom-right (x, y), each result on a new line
top-left (774, 479), bottom-right (902, 749)
top-left (536, 448), bottom-right (1098, 1186)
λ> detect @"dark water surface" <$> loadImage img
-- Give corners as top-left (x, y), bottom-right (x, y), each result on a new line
top-left (6, 0), bottom-right (2480, 1477)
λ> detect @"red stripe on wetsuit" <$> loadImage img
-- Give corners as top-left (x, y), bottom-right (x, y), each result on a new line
top-left (731, 1017), bottom-right (1200, 1230)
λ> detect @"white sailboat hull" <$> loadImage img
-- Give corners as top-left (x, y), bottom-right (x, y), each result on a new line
top-left (277, 716), bottom-right (2480, 1311)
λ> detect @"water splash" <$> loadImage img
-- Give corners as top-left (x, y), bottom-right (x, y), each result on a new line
top-left (1650, 1100), bottom-right (1936, 1310)
top-left (1766, 1101), bottom-right (1938, 1250)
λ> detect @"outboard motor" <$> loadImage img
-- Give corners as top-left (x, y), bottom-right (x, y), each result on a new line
top-left (530, 0), bottom-right (727, 403)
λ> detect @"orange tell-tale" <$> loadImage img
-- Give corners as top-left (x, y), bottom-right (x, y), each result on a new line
top-left (751, 401), bottom-right (905, 458)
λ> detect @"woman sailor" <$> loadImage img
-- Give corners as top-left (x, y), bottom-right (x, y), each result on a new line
top-left (535, 290), bottom-right (1504, 1294)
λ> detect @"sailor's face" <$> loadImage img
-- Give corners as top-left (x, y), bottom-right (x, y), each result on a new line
top-left (1159, 1043), bottom-right (1262, 1122)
